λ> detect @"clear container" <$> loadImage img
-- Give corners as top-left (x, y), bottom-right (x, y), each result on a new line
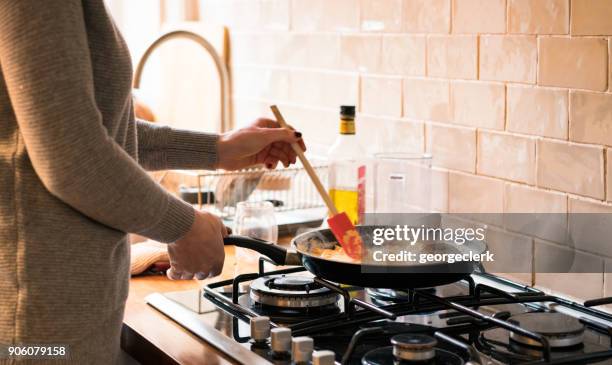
top-left (371, 153), bottom-right (434, 214)
top-left (233, 201), bottom-right (278, 276)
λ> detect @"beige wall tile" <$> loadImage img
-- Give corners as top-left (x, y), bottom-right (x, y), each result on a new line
top-left (360, 76), bottom-right (403, 117)
top-left (340, 35), bottom-right (382, 72)
top-left (231, 32), bottom-right (289, 65)
top-left (200, 0), bottom-right (260, 29)
top-left (281, 33), bottom-right (340, 69)
top-left (276, 104), bottom-right (338, 146)
top-left (508, 0), bottom-right (569, 34)
top-left (404, 78), bottom-right (451, 122)
top-left (504, 183), bottom-right (567, 243)
top-left (507, 85), bottom-right (568, 139)
top-left (571, 0), bottom-right (612, 36)
top-left (480, 36), bottom-right (537, 83)
top-left (402, 0), bottom-right (451, 33)
top-left (361, 0), bottom-right (403, 32)
top-left (429, 168), bottom-right (450, 213)
top-left (608, 149), bottom-right (612, 202)
top-left (538, 37), bottom-right (608, 91)
top-left (452, 0), bottom-right (506, 34)
top-left (484, 228), bottom-right (533, 283)
top-left (232, 66), bottom-right (289, 101)
top-left (505, 183), bottom-right (567, 213)
top-left (570, 91), bottom-right (612, 146)
top-left (449, 172), bottom-right (504, 213)
top-left (206, 0), bottom-right (290, 31)
top-left (291, 0), bottom-right (359, 32)
top-left (572, 197), bottom-right (612, 213)
top-left (537, 139), bottom-right (605, 199)
top-left (288, 70), bottom-right (358, 109)
top-left (535, 240), bottom-right (603, 301)
top-left (427, 35), bottom-right (477, 79)
top-left (259, 0), bottom-right (291, 31)
top-left (427, 123), bottom-right (476, 173)
top-left (451, 81), bottom-right (505, 130)
top-left (569, 197), bottom-right (612, 257)
top-left (478, 131), bottom-right (536, 184)
top-left (381, 35), bottom-right (426, 76)
top-left (359, 117), bottom-right (424, 155)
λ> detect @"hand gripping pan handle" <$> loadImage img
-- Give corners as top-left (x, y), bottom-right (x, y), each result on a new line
top-left (223, 235), bottom-right (301, 266)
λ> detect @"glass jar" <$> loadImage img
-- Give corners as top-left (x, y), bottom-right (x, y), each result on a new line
top-left (233, 201), bottom-right (278, 276)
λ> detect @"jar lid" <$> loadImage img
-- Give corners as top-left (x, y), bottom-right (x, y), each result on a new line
top-left (340, 105), bottom-right (355, 118)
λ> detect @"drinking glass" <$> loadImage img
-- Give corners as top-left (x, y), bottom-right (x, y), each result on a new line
top-left (233, 201), bottom-right (278, 277)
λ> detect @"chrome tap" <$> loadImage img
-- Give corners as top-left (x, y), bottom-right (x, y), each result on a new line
top-left (133, 30), bottom-right (232, 132)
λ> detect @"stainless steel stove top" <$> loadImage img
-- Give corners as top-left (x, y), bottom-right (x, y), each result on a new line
top-left (147, 266), bottom-right (612, 365)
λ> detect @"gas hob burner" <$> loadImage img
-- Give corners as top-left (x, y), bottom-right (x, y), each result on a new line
top-left (240, 275), bottom-right (342, 323)
top-left (249, 275), bottom-right (340, 308)
top-left (362, 334), bottom-right (464, 365)
top-left (508, 312), bottom-right (585, 348)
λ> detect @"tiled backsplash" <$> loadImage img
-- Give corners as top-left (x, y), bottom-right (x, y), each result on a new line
top-left (198, 0), bottom-right (612, 302)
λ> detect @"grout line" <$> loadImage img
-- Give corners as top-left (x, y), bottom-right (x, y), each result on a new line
top-left (604, 147), bottom-right (608, 201)
top-left (535, 136), bottom-right (540, 188)
top-left (568, 0), bottom-right (572, 36)
top-left (475, 128), bottom-right (480, 175)
top-left (503, 84), bottom-right (507, 131)
top-left (424, 35), bottom-right (429, 76)
top-left (476, 34), bottom-right (480, 80)
top-left (505, 0), bottom-right (509, 34)
top-left (535, 35), bottom-right (540, 87)
top-left (531, 238), bottom-right (536, 286)
top-left (449, 0), bottom-right (453, 34)
top-left (400, 78), bottom-right (404, 118)
top-left (423, 121), bottom-right (429, 155)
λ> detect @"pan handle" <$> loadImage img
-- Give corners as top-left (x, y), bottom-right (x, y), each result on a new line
top-left (223, 235), bottom-right (298, 266)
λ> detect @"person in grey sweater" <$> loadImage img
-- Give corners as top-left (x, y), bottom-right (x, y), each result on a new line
top-left (0, 1), bottom-right (304, 363)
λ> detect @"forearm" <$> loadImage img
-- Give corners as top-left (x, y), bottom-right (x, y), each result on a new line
top-left (136, 120), bottom-right (218, 171)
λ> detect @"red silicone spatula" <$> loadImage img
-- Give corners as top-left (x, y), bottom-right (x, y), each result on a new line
top-left (270, 105), bottom-right (363, 259)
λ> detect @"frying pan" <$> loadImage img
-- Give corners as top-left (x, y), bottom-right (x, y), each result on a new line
top-left (223, 225), bottom-right (486, 288)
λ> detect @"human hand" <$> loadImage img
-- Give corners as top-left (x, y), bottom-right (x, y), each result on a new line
top-left (166, 210), bottom-right (227, 280)
top-left (217, 118), bottom-right (306, 171)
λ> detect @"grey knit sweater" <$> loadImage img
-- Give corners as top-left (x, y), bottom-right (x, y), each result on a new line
top-left (0, 1), bottom-right (217, 363)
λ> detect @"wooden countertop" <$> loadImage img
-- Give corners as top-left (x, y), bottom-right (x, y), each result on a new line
top-left (123, 239), bottom-right (291, 365)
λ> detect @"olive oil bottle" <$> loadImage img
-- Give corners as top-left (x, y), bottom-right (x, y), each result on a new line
top-left (328, 106), bottom-right (366, 225)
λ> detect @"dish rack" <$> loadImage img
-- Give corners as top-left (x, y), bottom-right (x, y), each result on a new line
top-left (188, 164), bottom-right (329, 220)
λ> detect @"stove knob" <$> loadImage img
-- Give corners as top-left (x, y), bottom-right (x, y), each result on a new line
top-left (292, 336), bottom-right (313, 364)
top-left (271, 327), bottom-right (291, 353)
top-left (312, 350), bottom-right (335, 365)
top-left (250, 316), bottom-right (270, 343)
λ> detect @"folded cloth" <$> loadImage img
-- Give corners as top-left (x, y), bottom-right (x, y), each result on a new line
top-left (130, 240), bottom-right (169, 275)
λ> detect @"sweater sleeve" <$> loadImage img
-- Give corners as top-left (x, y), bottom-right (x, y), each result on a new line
top-left (136, 120), bottom-right (219, 171)
top-left (0, 0), bottom-right (194, 243)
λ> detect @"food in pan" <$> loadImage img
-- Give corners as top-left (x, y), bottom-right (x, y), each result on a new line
top-left (311, 245), bottom-right (360, 263)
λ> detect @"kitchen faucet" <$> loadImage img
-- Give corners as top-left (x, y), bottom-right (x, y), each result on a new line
top-left (133, 29), bottom-right (232, 132)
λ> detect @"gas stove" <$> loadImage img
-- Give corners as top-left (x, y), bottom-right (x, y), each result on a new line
top-left (147, 260), bottom-right (612, 365)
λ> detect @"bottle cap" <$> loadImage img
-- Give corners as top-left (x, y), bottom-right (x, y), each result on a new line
top-left (340, 105), bottom-right (355, 118)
